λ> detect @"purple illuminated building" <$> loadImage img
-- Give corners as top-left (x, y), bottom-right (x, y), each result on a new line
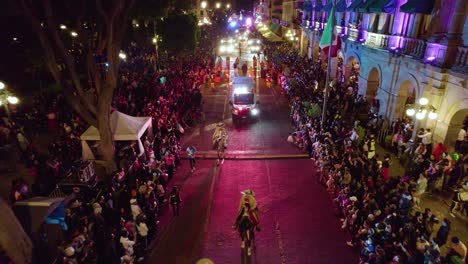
top-left (256, 0), bottom-right (468, 149)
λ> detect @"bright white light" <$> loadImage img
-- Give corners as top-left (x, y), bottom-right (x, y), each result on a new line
top-left (0, 81), bottom-right (5, 90)
top-left (251, 108), bottom-right (259, 115)
top-left (234, 87), bottom-right (250, 94)
top-left (416, 112), bottom-right (425, 120)
top-left (226, 45), bottom-right (234, 53)
top-left (216, 2), bottom-right (221, 8)
top-left (119, 52), bottom-right (127, 59)
top-left (60, 24), bottom-right (67, 30)
top-left (70, 31), bottom-right (78, 37)
top-left (7, 96), bottom-right (19, 104)
top-left (406, 108), bottom-right (415, 116)
top-left (152, 38), bottom-right (157, 43)
top-left (219, 46), bottom-right (226, 53)
top-left (428, 111), bottom-right (438, 120)
top-left (247, 39), bottom-right (253, 45)
top-left (226, 4), bottom-right (231, 8)
top-left (419, 97), bottom-right (428, 105)
top-left (201, 1), bottom-right (207, 8)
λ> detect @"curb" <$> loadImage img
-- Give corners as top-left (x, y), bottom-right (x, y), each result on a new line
top-left (180, 153), bottom-right (310, 160)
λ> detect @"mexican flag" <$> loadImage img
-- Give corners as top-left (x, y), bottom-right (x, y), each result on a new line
top-left (319, 6), bottom-right (341, 58)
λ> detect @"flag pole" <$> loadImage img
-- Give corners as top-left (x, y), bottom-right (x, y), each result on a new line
top-left (321, 0), bottom-right (336, 128)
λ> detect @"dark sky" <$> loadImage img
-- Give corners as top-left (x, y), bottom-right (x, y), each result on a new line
top-left (235, 0), bottom-right (254, 11)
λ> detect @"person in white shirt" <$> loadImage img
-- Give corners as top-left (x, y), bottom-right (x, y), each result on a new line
top-left (136, 214), bottom-right (149, 249)
top-left (455, 127), bottom-right (466, 152)
top-left (130, 198), bottom-right (142, 220)
top-left (119, 230), bottom-right (136, 256)
top-left (418, 128), bottom-right (433, 157)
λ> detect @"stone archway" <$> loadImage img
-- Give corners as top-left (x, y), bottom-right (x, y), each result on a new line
top-left (345, 56), bottom-right (360, 82)
top-left (394, 80), bottom-right (416, 119)
top-left (366, 67), bottom-right (380, 103)
top-left (445, 109), bottom-right (468, 149)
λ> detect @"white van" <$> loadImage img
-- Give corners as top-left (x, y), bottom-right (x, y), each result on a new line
top-left (229, 77), bottom-right (260, 125)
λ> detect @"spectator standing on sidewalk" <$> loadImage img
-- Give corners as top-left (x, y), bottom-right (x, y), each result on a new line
top-left (186, 145), bottom-right (197, 172)
top-left (446, 236), bottom-right (467, 262)
top-left (418, 128), bottom-right (433, 158)
top-left (435, 218), bottom-right (450, 247)
top-left (170, 186), bottom-right (182, 217)
top-left (455, 127), bottom-right (466, 152)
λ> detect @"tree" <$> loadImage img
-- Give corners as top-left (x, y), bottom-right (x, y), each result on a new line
top-left (18, 0), bottom-right (135, 161)
top-left (158, 12), bottom-right (199, 53)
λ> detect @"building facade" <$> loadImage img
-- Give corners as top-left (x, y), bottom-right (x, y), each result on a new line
top-left (275, 0), bottom-right (468, 149)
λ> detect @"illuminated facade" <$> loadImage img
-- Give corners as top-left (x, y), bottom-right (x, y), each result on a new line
top-left (274, 0), bottom-right (468, 149)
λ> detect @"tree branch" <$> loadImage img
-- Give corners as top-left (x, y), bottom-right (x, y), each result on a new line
top-left (42, 0), bottom-right (97, 115)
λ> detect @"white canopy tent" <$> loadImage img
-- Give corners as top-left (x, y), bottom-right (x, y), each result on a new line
top-left (80, 111), bottom-right (152, 160)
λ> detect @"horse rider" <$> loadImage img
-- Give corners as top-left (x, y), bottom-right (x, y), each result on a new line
top-left (212, 122), bottom-right (228, 150)
top-left (233, 189), bottom-right (261, 231)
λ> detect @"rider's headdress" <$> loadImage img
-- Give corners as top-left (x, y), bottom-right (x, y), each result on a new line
top-left (240, 189), bottom-right (255, 196)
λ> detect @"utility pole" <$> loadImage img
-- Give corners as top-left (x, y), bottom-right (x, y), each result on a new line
top-left (321, 0), bottom-right (336, 128)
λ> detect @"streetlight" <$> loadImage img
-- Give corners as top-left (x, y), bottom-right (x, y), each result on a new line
top-left (201, 1), bottom-right (207, 9)
top-left (118, 52), bottom-right (127, 60)
top-left (405, 97), bottom-right (438, 121)
top-left (70, 31), bottom-right (78, 37)
top-left (216, 2), bottom-right (221, 8)
top-left (0, 81), bottom-right (20, 117)
top-left (405, 97), bottom-right (438, 142)
top-left (60, 24), bottom-right (67, 30)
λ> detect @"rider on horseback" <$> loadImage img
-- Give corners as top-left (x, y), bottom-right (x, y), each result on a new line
top-left (233, 189), bottom-right (261, 231)
top-left (212, 122), bottom-right (228, 150)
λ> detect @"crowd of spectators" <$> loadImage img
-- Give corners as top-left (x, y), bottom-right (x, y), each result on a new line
top-left (266, 43), bottom-right (468, 264)
top-left (0, 38), bottom-right (213, 263)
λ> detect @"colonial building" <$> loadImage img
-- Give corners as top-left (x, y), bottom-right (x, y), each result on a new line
top-left (268, 0), bottom-right (468, 149)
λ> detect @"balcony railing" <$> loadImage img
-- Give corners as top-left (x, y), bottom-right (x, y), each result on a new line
top-left (364, 32), bottom-right (390, 50)
top-left (349, 28), bottom-right (359, 41)
top-left (400, 37), bottom-right (426, 59)
top-left (452, 46), bottom-right (468, 74)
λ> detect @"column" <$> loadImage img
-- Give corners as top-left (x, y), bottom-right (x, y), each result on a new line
top-left (442, 0), bottom-right (466, 44)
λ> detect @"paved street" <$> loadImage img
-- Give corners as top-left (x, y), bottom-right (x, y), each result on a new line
top-left (148, 52), bottom-right (357, 263)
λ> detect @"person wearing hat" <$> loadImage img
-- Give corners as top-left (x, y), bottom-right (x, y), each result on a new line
top-left (212, 122), bottom-right (228, 163)
top-left (234, 190), bottom-right (260, 231)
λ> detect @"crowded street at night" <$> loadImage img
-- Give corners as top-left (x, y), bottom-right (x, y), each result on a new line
top-left (0, 1), bottom-right (467, 264)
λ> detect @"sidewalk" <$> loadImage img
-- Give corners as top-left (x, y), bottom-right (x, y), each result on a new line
top-left (376, 144), bottom-right (468, 254)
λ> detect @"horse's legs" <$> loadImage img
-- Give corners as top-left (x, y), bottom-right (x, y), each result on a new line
top-left (246, 229), bottom-right (252, 256)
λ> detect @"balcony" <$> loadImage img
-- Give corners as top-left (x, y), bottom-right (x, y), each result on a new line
top-left (364, 32), bottom-right (390, 50)
top-left (348, 28), bottom-right (359, 41)
top-left (452, 46), bottom-right (468, 74)
top-left (399, 37), bottom-right (426, 59)
top-left (301, 19), bottom-right (310, 28)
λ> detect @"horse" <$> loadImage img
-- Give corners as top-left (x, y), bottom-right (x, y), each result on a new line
top-left (235, 213), bottom-right (255, 256)
top-left (213, 135), bottom-right (227, 165)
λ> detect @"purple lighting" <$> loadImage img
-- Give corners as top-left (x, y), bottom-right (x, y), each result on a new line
top-left (426, 56), bottom-right (436, 62)
top-left (390, 46), bottom-right (397, 50)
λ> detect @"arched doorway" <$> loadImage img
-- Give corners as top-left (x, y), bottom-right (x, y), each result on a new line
top-left (394, 80), bottom-right (416, 119)
top-left (445, 110), bottom-right (468, 149)
top-left (345, 56), bottom-right (360, 83)
top-left (366, 67), bottom-right (379, 103)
